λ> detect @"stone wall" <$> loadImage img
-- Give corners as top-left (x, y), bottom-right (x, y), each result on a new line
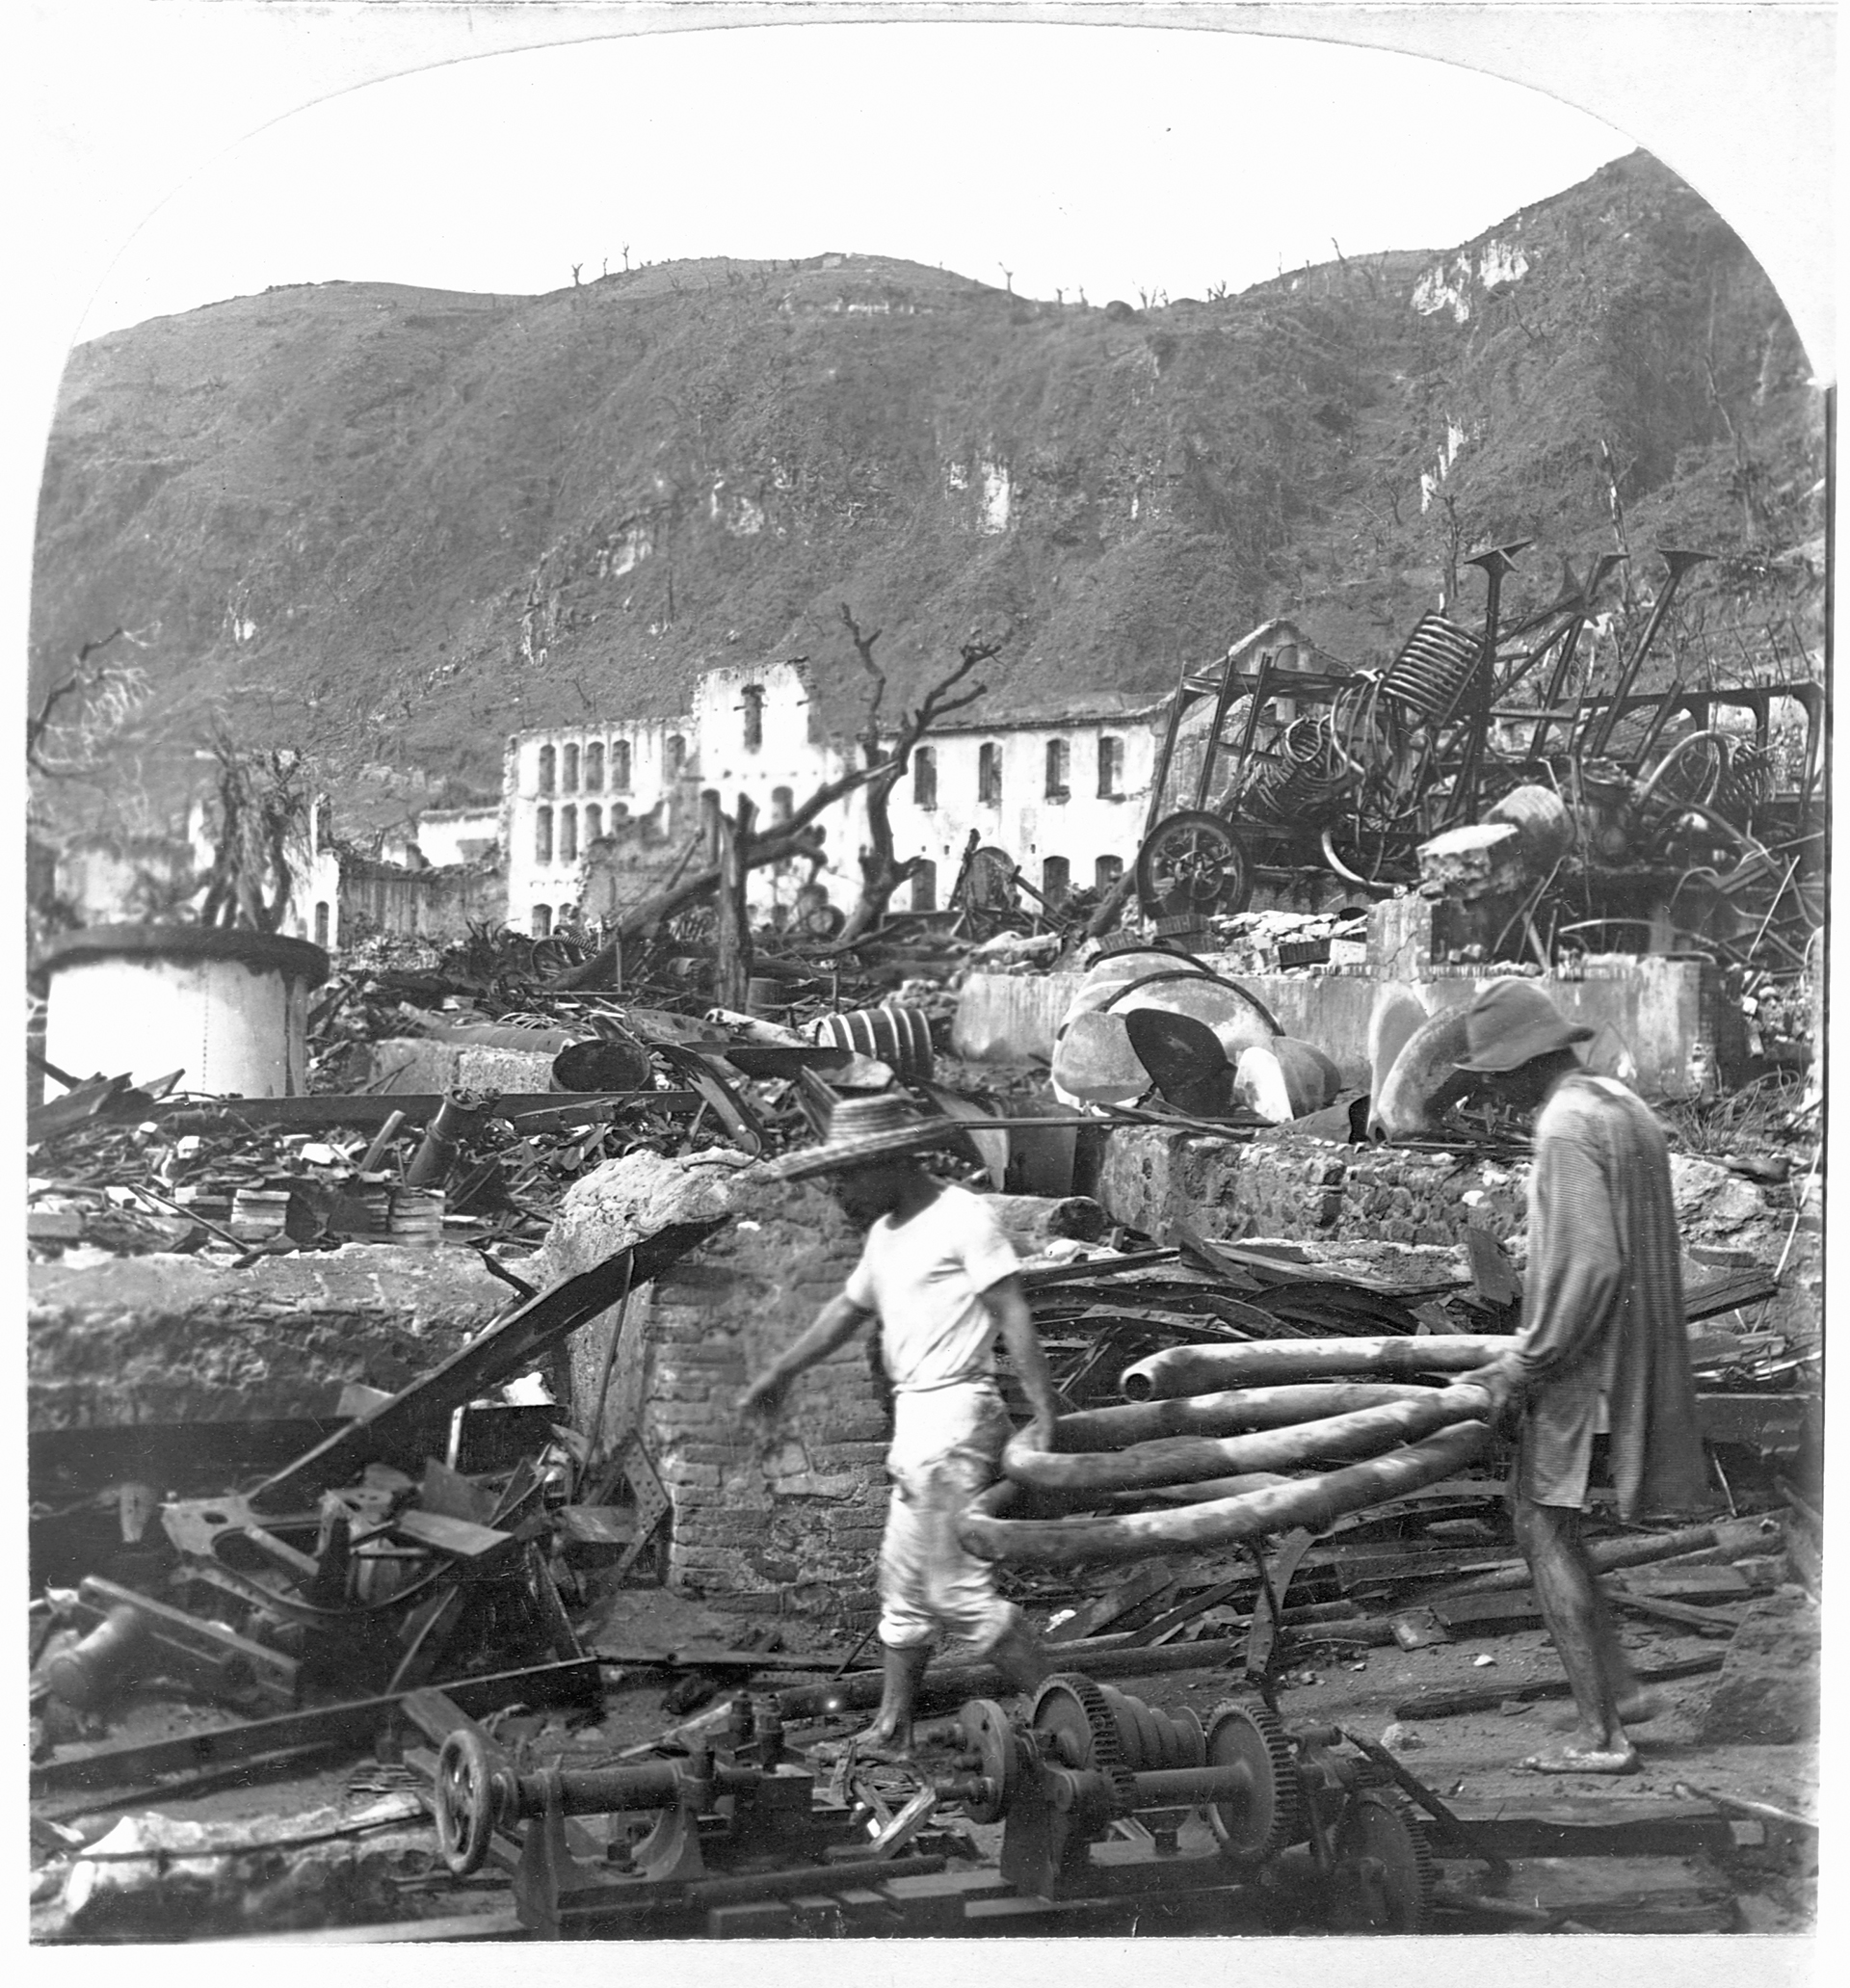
top-left (1097, 1125), bottom-right (1528, 1254)
top-left (533, 1152), bottom-right (894, 1625)
top-left (1094, 1124), bottom-right (1817, 1336)
top-left (954, 954), bottom-right (1741, 1100)
top-left (27, 1246), bottom-right (510, 1429)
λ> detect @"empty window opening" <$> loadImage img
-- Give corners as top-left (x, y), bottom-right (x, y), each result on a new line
top-left (665, 734), bottom-right (686, 778)
top-left (585, 742), bottom-right (605, 791)
top-left (538, 745), bottom-right (556, 795)
top-left (610, 739), bottom-right (632, 792)
top-left (535, 806), bottom-right (553, 863)
top-left (531, 904), bottom-right (553, 938)
top-left (313, 902), bottom-right (330, 948)
top-left (742, 684), bottom-right (765, 750)
top-left (1097, 734), bottom-right (1124, 798)
top-left (1045, 738), bottom-right (1070, 800)
top-left (584, 804), bottom-right (603, 842)
top-left (1043, 856), bottom-right (1070, 904)
top-left (913, 747), bottom-right (938, 809)
top-left (911, 860), bottom-right (938, 913)
top-left (563, 744), bottom-right (580, 792)
top-left (1095, 854), bottom-right (1124, 890)
top-left (772, 786), bottom-right (793, 824)
top-left (978, 742), bottom-right (1003, 805)
top-left (560, 807), bottom-right (578, 862)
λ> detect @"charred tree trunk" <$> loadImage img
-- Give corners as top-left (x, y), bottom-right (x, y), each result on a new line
top-left (714, 793), bottom-right (754, 1010)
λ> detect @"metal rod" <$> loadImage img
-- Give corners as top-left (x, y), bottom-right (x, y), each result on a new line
top-left (1582, 548), bottom-right (1715, 758)
top-left (1194, 648), bottom-right (1248, 810)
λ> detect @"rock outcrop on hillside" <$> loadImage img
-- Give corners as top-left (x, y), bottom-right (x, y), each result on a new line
top-left (29, 150), bottom-right (1823, 832)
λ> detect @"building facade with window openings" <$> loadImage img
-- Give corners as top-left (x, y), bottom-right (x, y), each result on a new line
top-left (502, 623), bottom-right (1319, 931)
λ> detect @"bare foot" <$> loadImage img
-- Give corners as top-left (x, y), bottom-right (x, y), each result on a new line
top-left (1549, 1692), bottom-right (1665, 1735)
top-left (1520, 1746), bottom-right (1640, 1775)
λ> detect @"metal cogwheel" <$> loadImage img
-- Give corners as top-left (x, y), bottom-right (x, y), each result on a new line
top-left (1202, 1698), bottom-right (1304, 1869)
top-left (1331, 1787), bottom-right (1436, 1934)
top-left (1030, 1673), bottom-right (1136, 1808)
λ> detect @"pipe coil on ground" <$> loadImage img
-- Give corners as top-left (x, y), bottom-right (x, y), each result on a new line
top-left (1052, 1382), bottom-right (1438, 1452)
top-left (1120, 1335), bottom-right (1506, 1400)
top-left (1002, 1383), bottom-right (1491, 1494)
top-left (959, 1419), bottom-right (1493, 1568)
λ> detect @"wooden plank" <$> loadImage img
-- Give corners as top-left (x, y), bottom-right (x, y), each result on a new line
top-left (1440, 1799), bottom-right (1735, 1861)
top-left (30, 1657), bottom-right (601, 1795)
top-left (244, 1912), bottom-right (530, 1944)
top-left (1047, 1562), bottom-right (1176, 1643)
top-left (1392, 1650), bottom-right (1726, 1720)
top-left (155, 1092), bottom-right (699, 1130)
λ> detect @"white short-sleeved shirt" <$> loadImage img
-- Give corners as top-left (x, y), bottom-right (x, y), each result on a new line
top-left (843, 1184), bottom-right (1020, 1393)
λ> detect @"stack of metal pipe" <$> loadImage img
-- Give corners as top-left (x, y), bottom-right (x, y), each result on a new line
top-left (959, 1337), bottom-right (1503, 1568)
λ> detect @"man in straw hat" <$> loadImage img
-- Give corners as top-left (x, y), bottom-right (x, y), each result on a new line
top-left (1456, 979), bottom-right (1709, 1775)
top-left (741, 1095), bottom-right (1057, 1758)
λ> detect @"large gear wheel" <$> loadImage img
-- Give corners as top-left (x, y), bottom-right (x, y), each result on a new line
top-left (1331, 1787), bottom-right (1436, 1933)
top-left (1136, 810), bottom-right (1253, 918)
top-left (1202, 1698), bottom-right (1304, 1869)
top-left (1030, 1673), bottom-right (1136, 1808)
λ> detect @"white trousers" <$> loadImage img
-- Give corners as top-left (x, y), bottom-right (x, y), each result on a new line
top-left (877, 1381), bottom-right (1018, 1654)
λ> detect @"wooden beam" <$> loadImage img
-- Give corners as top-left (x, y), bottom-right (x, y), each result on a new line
top-left (30, 1657), bottom-right (601, 1796)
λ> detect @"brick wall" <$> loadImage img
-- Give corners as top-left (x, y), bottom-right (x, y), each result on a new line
top-left (535, 1153), bottom-right (895, 1625)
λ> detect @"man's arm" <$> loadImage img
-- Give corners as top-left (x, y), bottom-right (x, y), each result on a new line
top-left (740, 1292), bottom-right (873, 1420)
top-left (985, 1273), bottom-right (1058, 1449)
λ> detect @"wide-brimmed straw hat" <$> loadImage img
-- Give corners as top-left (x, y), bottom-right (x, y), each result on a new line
top-left (1453, 979), bottom-right (1595, 1074)
top-left (772, 1094), bottom-right (971, 1180)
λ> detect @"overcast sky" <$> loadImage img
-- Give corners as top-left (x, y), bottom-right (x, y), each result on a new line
top-left (75, 22), bottom-right (1633, 340)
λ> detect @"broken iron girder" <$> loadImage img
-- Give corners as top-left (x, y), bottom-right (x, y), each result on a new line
top-left (248, 1220), bottom-right (725, 1511)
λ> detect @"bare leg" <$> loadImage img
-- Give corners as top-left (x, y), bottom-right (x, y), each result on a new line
top-left (859, 1640), bottom-right (931, 1758)
top-left (984, 1612), bottom-right (1047, 1697)
top-left (1514, 1498), bottom-right (1639, 1773)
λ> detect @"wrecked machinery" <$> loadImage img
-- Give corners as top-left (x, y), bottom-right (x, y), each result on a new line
top-left (1130, 547), bottom-right (1823, 978)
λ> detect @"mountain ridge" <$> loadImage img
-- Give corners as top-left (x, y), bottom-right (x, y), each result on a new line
top-left (30, 149), bottom-right (1823, 837)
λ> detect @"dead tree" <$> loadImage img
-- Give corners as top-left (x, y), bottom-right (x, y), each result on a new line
top-left (550, 621), bottom-right (1002, 986)
top-left (834, 605), bottom-right (999, 944)
top-left (712, 792), bottom-right (756, 1010)
top-left (197, 728), bottom-right (307, 934)
top-left (27, 627), bottom-right (150, 776)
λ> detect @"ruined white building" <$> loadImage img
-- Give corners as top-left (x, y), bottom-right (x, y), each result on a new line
top-left (503, 623), bottom-right (1321, 935)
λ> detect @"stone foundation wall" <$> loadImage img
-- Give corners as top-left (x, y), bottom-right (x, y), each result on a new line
top-left (27, 1247), bottom-right (510, 1429)
top-left (1097, 1125), bottom-right (1528, 1253)
top-left (1095, 1125), bottom-right (1817, 1337)
top-left (954, 955), bottom-right (1738, 1100)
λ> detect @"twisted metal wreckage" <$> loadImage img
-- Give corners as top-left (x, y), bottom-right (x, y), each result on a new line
top-left (1128, 543), bottom-right (1822, 980)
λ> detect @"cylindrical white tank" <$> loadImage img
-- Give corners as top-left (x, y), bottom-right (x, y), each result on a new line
top-left (39, 926), bottom-right (330, 1098)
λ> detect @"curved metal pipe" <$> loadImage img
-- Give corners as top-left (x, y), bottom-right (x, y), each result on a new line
top-left (1121, 1336), bottom-right (1506, 1401)
top-left (1630, 729), bottom-right (1730, 813)
top-left (960, 1421), bottom-right (1493, 1568)
top-left (1002, 1385), bottom-right (1491, 1494)
top-left (1048, 1382), bottom-right (1437, 1453)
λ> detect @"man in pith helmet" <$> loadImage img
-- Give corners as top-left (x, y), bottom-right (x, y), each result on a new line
top-left (741, 1095), bottom-right (1056, 1758)
top-left (1458, 979), bottom-right (1709, 1774)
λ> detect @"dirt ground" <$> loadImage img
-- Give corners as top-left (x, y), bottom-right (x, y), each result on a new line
top-left (32, 1574), bottom-right (1818, 1942)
